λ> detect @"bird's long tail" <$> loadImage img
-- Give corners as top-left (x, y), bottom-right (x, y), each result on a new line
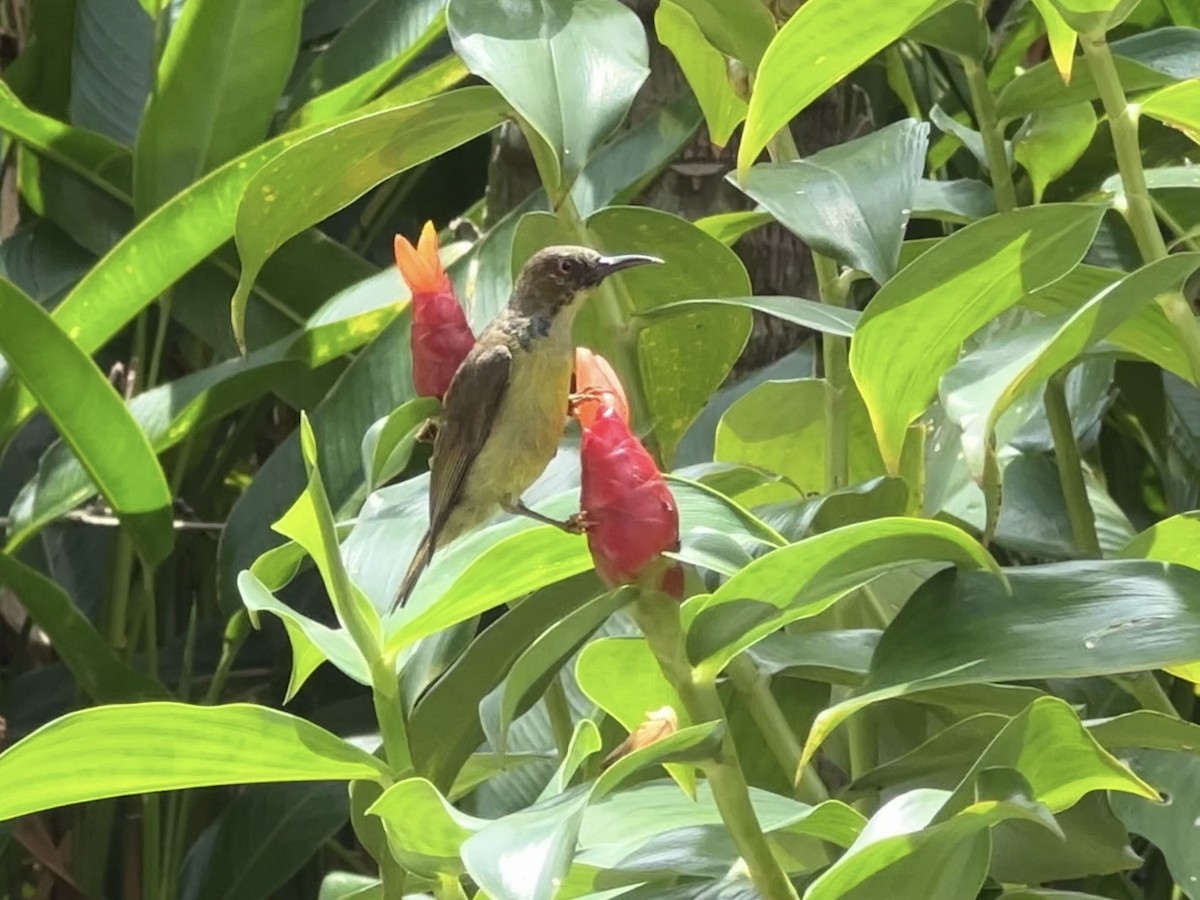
top-left (390, 531), bottom-right (433, 613)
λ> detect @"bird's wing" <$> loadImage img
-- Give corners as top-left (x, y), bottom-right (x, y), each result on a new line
top-left (426, 341), bottom-right (512, 546)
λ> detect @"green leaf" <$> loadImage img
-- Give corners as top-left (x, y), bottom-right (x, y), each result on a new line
top-left (513, 205), bottom-right (753, 463)
top-left (748, 630), bottom-right (880, 686)
top-left (931, 104), bottom-right (1012, 174)
top-left (0, 552), bottom-right (167, 702)
top-left (231, 87), bottom-right (508, 351)
top-left (1044, 0), bottom-right (1140, 34)
top-left (997, 27), bottom-right (1200, 119)
top-left (805, 561), bottom-right (1200, 767)
top-left (1111, 750), bottom-right (1200, 899)
top-left (361, 397), bottom-right (441, 491)
top-left (692, 210), bottom-right (774, 245)
top-left (806, 778), bottom-right (1058, 900)
top-left (1120, 510), bottom-right (1200, 565)
top-left (368, 777), bottom-right (484, 876)
top-left (1030, 0), bottom-right (1080, 82)
top-left (640, 296), bottom-right (859, 338)
top-left (684, 517), bottom-right (1001, 677)
top-left (410, 574), bottom-right (605, 791)
top-left (0, 702), bottom-right (387, 821)
top-left (133, 0), bottom-right (302, 213)
top-left (938, 698), bottom-right (1157, 818)
top-left (1013, 102), bottom-right (1098, 202)
top-left (447, 0), bottom-right (648, 197)
top-left (0, 279), bottom-right (173, 563)
top-left (913, 178), bottom-right (997, 224)
top-left (909, 0), bottom-right (989, 60)
top-left (286, 0), bottom-right (445, 127)
top-left (738, 0), bottom-right (953, 172)
top-left (178, 782), bottom-right (348, 900)
top-left (667, 0), bottom-right (774, 67)
top-left (941, 253), bottom-right (1200, 482)
top-left (575, 636), bottom-right (694, 795)
top-left (69, 0), bottom-right (152, 144)
top-left (735, 120), bottom-right (928, 285)
top-left (483, 589), bottom-right (633, 756)
top-left (1141, 78), bottom-right (1200, 144)
top-left (849, 203), bottom-right (1104, 469)
top-left (7, 299), bottom-right (400, 550)
top-left (656, 2), bottom-right (746, 147)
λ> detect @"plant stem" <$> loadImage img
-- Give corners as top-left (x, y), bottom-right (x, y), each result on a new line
top-left (1111, 671), bottom-right (1179, 717)
top-left (632, 593), bottom-right (799, 900)
top-left (963, 58), bottom-right (1018, 213)
top-left (203, 611), bottom-right (249, 705)
top-left (726, 655), bottom-right (828, 806)
top-left (1081, 34), bottom-right (1166, 263)
top-left (372, 654), bottom-right (413, 775)
top-left (545, 674), bottom-right (574, 760)
top-left (1044, 373), bottom-right (1102, 557)
top-left (813, 252), bottom-right (850, 490)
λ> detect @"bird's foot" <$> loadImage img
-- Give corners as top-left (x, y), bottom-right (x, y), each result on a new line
top-left (567, 387), bottom-right (611, 416)
top-left (416, 418), bottom-right (439, 444)
top-left (563, 511), bottom-right (591, 535)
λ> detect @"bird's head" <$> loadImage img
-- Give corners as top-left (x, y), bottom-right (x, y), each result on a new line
top-left (511, 246), bottom-right (662, 318)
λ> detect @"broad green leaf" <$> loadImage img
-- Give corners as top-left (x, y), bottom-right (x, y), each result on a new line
top-left (912, 178), bottom-right (997, 223)
top-left (231, 87), bottom-right (508, 351)
top-left (410, 574), bottom-right (605, 791)
top-left (447, 0), bottom-right (648, 197)
top-left (738, 0), bottom-right (953, 172)
top-left (0, 702), bottom-right (387, 821)
top-left (1089, 709), bottom-right (1200, 753)
top-left (70, 0), bottom-right (152, 144)
top-left (0, 552), bottom-right (167, 702)
top-left (806, 780), bottom-right (1057, 900)
top-left (1110, 750), bottom-right (1200, 899)
top-left (285, 0), bottom-right (445, 127)
top-left (850, 203), bottom-right (1104, 469)
top-left (482, 589), bottom-right (632, 756)
top-left (542, 720), bottom-right (604, 799)
top-left (747, 629), bottom-right (881, 686)
top-left (1045, 0), bottom-right (1140, 34)
top-left (368, 777), bottom-right (484, 876)
top-left (640, 296), bottom-right (859, 338)
top-left (1014, 103), bottom-right (1098, 202)
top-left (178, 782), bottom-right (348, 900)
top-left (997, 27), bottom-right (1200, 119)
top-left (735, 120), bottom-right (927, 285)
top-left (575, 636), bottom-right (694, 794)
top-left (133, 0), bottom-right (302, 213)
top-left (0, 279), bottom-right (173, 563)
top-left (1120, 510), bottom-right (1200, 566)
top-left (1100, 164), bottom-right (1200, 203)
top-left (1030, 0), bottom-right (1080, 82)
top-left (593, 721), bottom-right (724, 799)
top-left (513, 206), bottom-right (752, 463)
top-left (851, 714), bottom-right (1009, 792)
top-left (684, 517), bottom-right (1001, 677)
top-left (941, 253), bottom-right (1200, 482)
top-left (361, 397), bottom-right (441, 492)
top-left (1025, 261), bottom-right (1193, 381)
top-left (805, 561), bottom-right (1200, 768)
top-left (318, 873), bottom-right (382, 900)
top-left (6, 299), bottom-right (400, 550)
top-left (656, 2), bottom-right (746, 147)
top-left (667, 0), bottom-right (774, 67)
top-left (692, 210), bottom-right (774, 245)
top-left (909, 0), bottom-right (989, 60)
top-left (938, 698), bottom-right (1157, 818)
top-left (1141, 78), bottom-right (1200, 144)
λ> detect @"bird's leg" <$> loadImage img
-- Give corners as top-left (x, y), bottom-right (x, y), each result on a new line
top-left (567, 387), bottom-right (612, 416)
top-left (503, 499), bottom-right (589, 534)
top-left (416, 418), bottom-right (439, 444)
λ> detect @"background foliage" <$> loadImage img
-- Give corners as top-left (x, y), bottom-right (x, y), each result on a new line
top-left (2, 0), bottom-right (1200, 898)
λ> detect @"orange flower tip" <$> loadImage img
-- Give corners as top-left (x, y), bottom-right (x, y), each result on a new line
top-left (393, 221), bottom-right (449, 295)
top-left (572, 347), bottom-right (630, 427)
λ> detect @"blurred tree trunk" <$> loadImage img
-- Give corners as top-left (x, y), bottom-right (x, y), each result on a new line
top-left (483, 0), bottom-right (874, 374)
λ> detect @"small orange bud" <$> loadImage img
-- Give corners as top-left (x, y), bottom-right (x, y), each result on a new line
top-left (602, 706), bottom-right (679, 769)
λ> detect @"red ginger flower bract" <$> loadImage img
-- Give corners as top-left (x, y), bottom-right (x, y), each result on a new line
top-left (574, 348), bottom-right (683, 599)
top-left (394, 221), bottom-right (474, 401)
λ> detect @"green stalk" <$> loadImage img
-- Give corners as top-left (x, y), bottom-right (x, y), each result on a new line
top-left (726, 655), bottom-right (828, 806)
top-left (963, 59), bottom-right (1018, 213)
top-left (1081, 34), bottom-right (1166, 262)
top-left (632, 593), bottom-right (799, 900)
top-left (371, 653), bottom-right (413, 775)
top-left (1082, 32), bottom-right (1200, 385)
top-left (1110, 671), bottom-right (1179, 717)
top-left (203, 611), bottom-right (249, 704)
top-left (143, 794), bottom-right (162, 900)
top-left (1044, 374), bottom-right (1101, 557)
top-left (813, 252), bottom-right (850, 490)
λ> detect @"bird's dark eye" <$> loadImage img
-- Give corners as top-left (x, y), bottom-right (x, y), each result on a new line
top-left (557, 258), bottom-right (575, 275)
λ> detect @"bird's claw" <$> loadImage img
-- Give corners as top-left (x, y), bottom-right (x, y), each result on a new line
top-left (416, 418), bottom-right (439, 444)
top-left (564, 512), bottom-right (591, 535)
top-left (567, 387), bottom-right (610, 416)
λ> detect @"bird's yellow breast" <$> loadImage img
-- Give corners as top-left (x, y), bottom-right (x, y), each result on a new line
top-left (457, 317), bottom-right (574, 514)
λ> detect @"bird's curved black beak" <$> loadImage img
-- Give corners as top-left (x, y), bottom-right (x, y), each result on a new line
top-left (596, 253), bottom-right (664, 279)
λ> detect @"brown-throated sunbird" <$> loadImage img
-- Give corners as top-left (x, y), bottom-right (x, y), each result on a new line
top-left (390, 246), bottom-right (662, 611)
